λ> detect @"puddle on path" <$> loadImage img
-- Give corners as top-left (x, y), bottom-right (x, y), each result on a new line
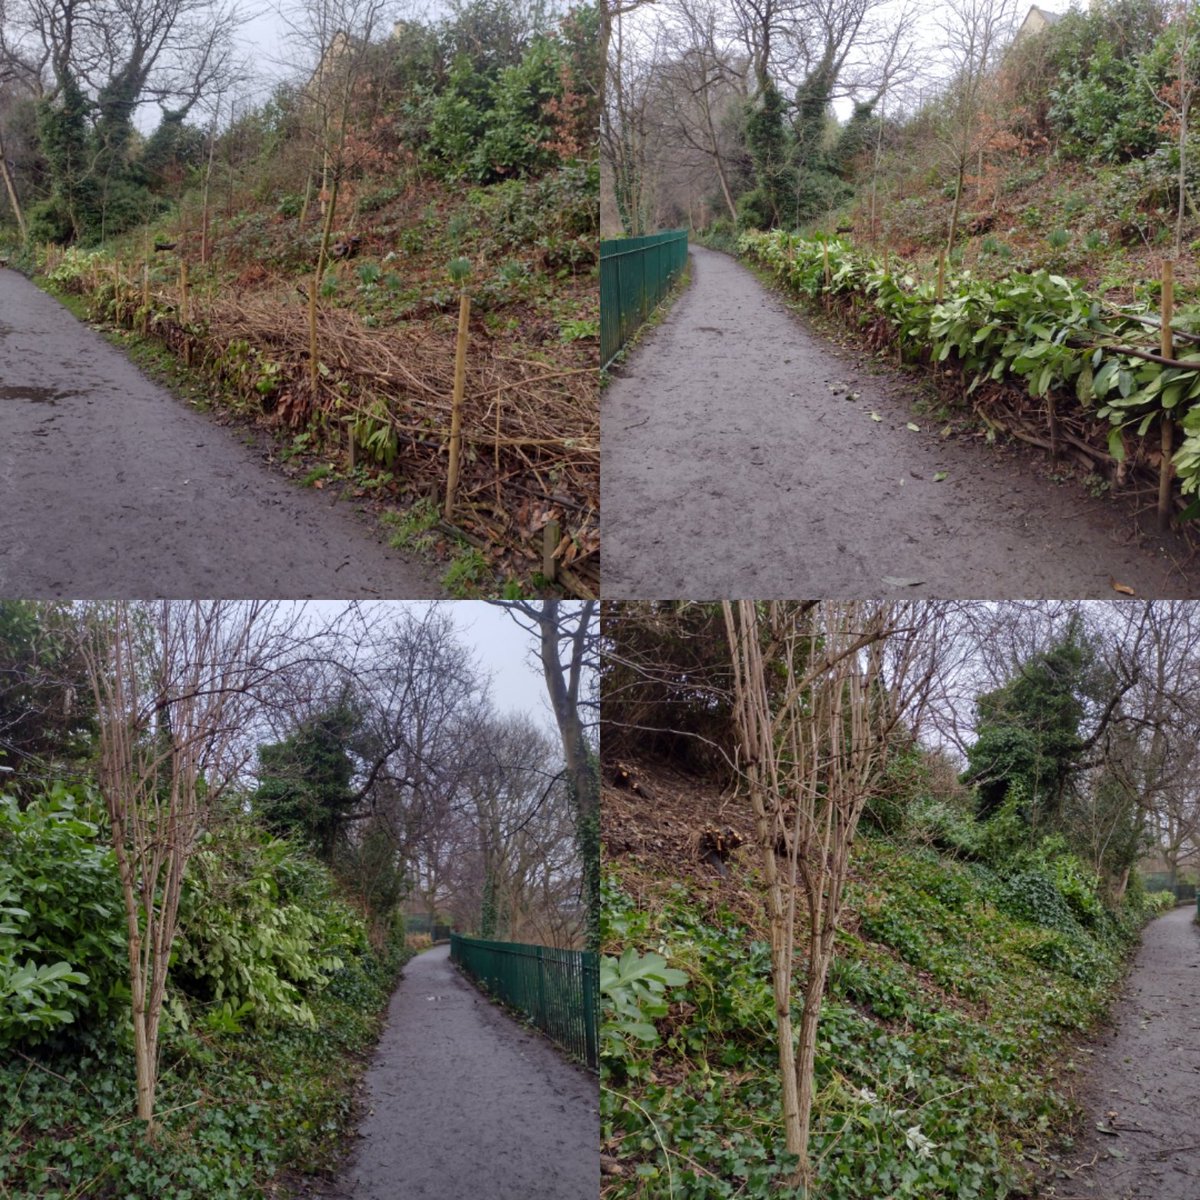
top-left (0, 385), bottom-right (80, 404)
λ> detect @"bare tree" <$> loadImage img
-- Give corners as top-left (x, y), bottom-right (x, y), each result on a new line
top-left (721, 599), bottom-right (933, 1190)
top-left (79, 600), bottom-right (299, 1130)
top-left (488, 600), bottom-right (599, 952)
top-left (939, 0), bottom-right (1017, 252)
top-left (282, 0), bottom-right (388, 389)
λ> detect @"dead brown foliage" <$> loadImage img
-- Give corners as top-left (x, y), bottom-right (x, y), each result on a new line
top-left (148, 284), bottom-right (598, 591)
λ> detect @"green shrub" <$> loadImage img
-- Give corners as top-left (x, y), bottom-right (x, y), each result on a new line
top-left (173, 824), bottom-right (366, 1031)
top-left (0, 785), bottom-right (127, 1046)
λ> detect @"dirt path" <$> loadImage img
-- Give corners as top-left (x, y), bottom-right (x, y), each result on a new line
top-left (0, 269), bottom-right (442, 597)
top-left (603, 245), bottom-right (1196, 598)
top-left (309, 944), bottom-right (598, 1199)
top-left (1040, 905), bottom-right (1200, 1199)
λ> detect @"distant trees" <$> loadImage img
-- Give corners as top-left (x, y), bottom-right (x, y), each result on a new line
top-left (601, 0), bottom-right (916, 232)
top-left (491, 600), bottom-right (599, 951)
top-left (938, 0), bottom-right (1016, 251)
top-left (0, 0), bottom-right (243, 241)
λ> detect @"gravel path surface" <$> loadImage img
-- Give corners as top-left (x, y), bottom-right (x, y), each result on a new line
top-left (313, 944), bottom-right (598, 1200)
top-left (1041, 905), bottom-right (1200, 1199)
top-left (603, 244), bottom-right (1196, 598)
top-left (0, 269), bottom-right (442, 597)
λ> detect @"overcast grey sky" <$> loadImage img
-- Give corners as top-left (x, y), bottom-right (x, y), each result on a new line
top-left (299, 600), bottom-right (554, 733)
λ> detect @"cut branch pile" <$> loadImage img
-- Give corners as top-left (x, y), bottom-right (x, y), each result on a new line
top-left (58, 247), bottom-right (599, 594)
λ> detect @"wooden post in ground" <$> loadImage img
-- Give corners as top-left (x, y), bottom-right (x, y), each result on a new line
top-left (1159, 258), bottom-right (1176, 531)
top-left (179, 259), bottom-right (189, 323)
top-left (822, 242), bottom-right (830, 306)
top-left (936, 251), bottom-right (945, 302)
top-left (883, 248), bottom-right (890, 276)
top-left (542, 518), bottom-right (560, 583)
top-left (443, 290), bottom-right (471, 521)
top-left (142, 263), bottom-right (150, 334)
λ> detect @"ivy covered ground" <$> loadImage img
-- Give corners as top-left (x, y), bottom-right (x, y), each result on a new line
top-left (600, 759), bottom-right (1174, 1200)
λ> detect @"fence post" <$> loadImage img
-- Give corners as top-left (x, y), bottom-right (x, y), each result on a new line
top-left (583, 952), bottom-right (598, 1071)
top-left (1159, 258), bottom-right (1175, 532)
top-left (444, 290), bottom-right (471, 521)
top-left (542, 518), bottom-right (560, 583)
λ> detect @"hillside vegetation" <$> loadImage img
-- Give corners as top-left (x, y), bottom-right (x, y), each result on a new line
top-left (598, 600), bottom-right (1194, 1199)
top-left (1, 0), bottom-right (598, 595)
top-left (601, 758), bottom-right (1172, 1199)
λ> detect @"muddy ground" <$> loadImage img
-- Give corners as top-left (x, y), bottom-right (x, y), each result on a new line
top-left (304, 943), bottom-right (598, 1200)
top-left (0, 269), bottom-right (442, 597)
top-left (1038, 904), bottom-right (1200, 1199)
top-left (603, 245), bottom-right (1198, 598)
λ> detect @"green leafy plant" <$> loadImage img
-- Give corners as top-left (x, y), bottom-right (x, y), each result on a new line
top-left (600, 947), bottom-right (687, 1059)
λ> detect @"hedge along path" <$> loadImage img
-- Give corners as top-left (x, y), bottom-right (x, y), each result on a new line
top-left (49, 248), bottom-right (599, 596)
top-left (313, 943), bottom-right (599, 1200)
top-left (602, 244), bottom-right (1196, 599)
top-left (740, 231), bottom-right (1200, 532)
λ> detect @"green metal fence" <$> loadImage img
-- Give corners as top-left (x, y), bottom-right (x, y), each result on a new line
top-left (451, 934), bottom-right (598, 1071)
top-left (406, 914), bottom-right (453, 940)
top-left (601, 229), bottom-right (689, 366)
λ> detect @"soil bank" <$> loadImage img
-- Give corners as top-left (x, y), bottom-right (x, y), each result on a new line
top-left (1040, 904), bottom-right (1200, 1199)
top-left (308, 943), bottom-right (599, 1200)
top-left (0, 269), bottom-right (442, 597)
top-left (602, 244), bottom-right (1196, 599)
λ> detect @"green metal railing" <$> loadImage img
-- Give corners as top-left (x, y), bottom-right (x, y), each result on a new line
top-left (406, 914), bottom-right (453, 940)
top-left (600, 229), bottom-right (689, 366)
top-left (451, 934), bottom-right (598, 1071)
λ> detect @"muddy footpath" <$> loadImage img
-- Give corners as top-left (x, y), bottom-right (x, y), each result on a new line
top-left (1040, 904), bottom-right (1200, 1199)
top-left (305, 943), bottom-right (598, 1200)
top-left (0, 268), bottom-right (442, 597)
top-left (603, 244), bottom-right (1197, 599)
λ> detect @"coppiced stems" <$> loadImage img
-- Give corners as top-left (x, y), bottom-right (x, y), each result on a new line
top-left (81, 600), bottom-right (283, 1131)
top-left (722, 600), bottom-right (922, 1190)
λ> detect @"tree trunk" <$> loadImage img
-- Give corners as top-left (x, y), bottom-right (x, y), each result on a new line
top-left (947, 156), bottom-right (966, 254)
top-left (308, 174), bottom-right (340, 390)
top-left (790, 956), bottom-right (831, 1190)
top-left (0, 132), bottom-right (27, 242)
top-left (537, 602), bottom-right (600, 953)
top-left (714, 153), bottom-right (738, 223)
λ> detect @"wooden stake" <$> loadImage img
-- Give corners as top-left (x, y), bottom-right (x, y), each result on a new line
top-left (180, 260), bottom-right (189, 323)
top-left (1161, 258), bottom-right (1175, 359)
top-left (1160, 259), bottom-right (1175, 532)
top-left (348, 426), bottom-right (357, 471)
top-left (936, 251), bottom-right (945, 302)
top-left (542, 519), bottom-right (560, 583)
top-left (1160, 416), bottom-right (1175, 532)
top-left (142, 263), bottom-right (150, 334)
top-left (1048, 395), bottom-right (1060, 459)
top-left (883, 248), bottom-right (890, 276)
top-left (444, 290), bottom-right (471, 521)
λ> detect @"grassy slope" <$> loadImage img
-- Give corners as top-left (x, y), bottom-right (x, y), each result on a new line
top-left (830, 155), bottom-right (1200, 310)
top-left (601, 758), bottom-right (1160, 1200)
